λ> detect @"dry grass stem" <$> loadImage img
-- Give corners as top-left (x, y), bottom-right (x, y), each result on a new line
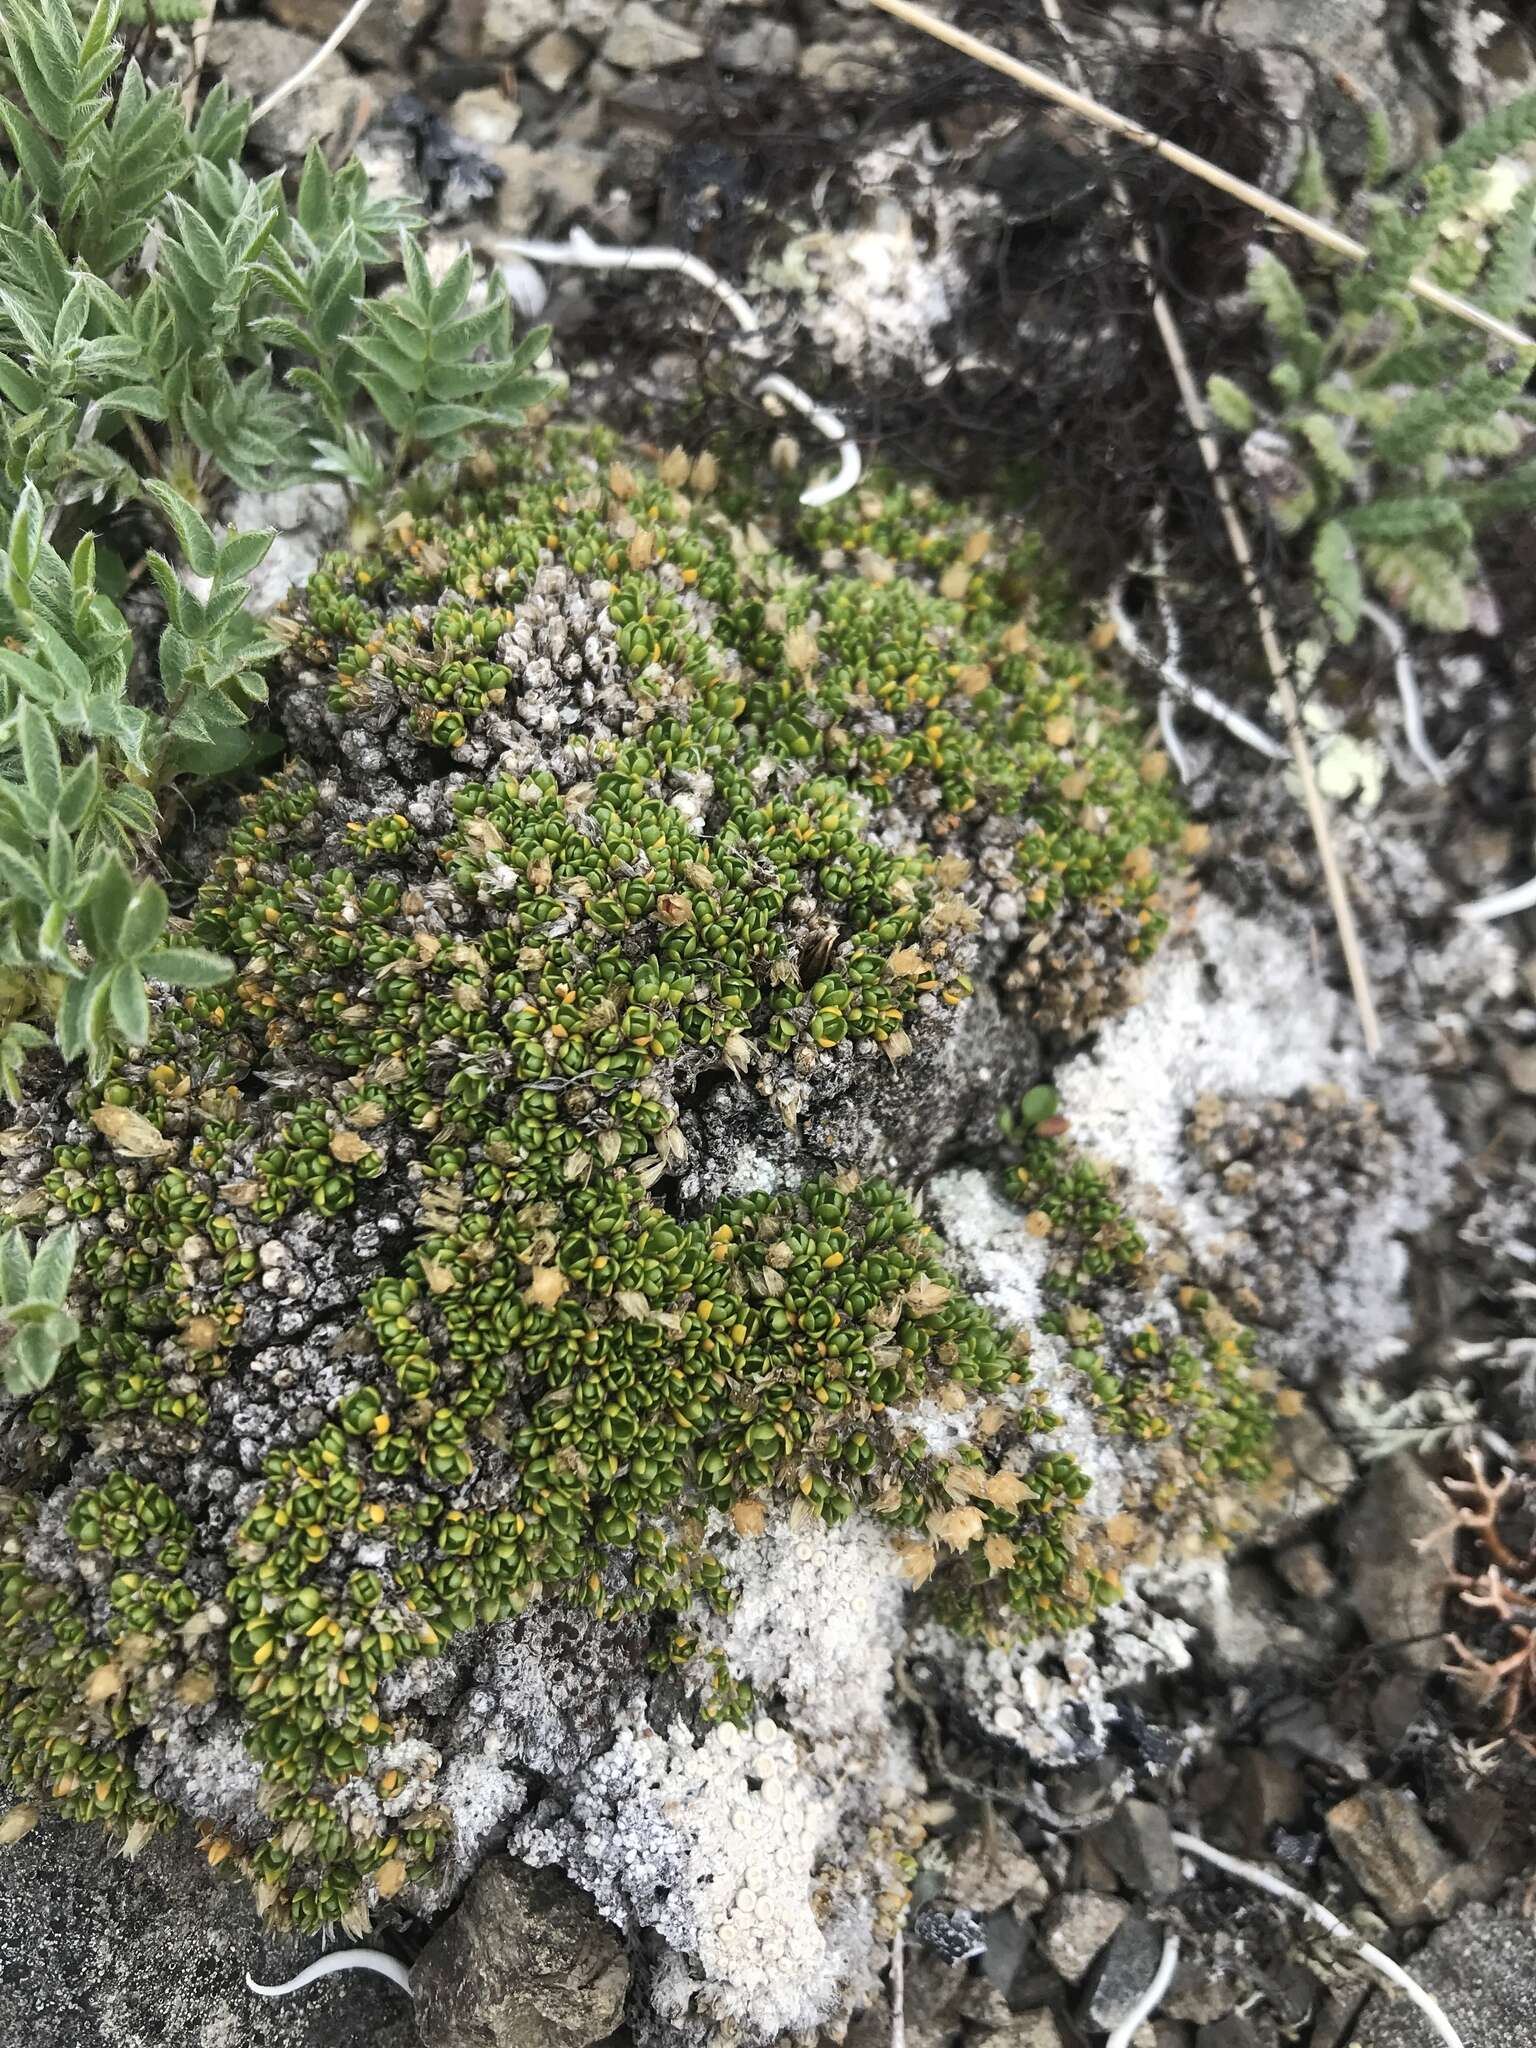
top-left (867, 0), bottom-right (1536, 350)
top-left (940, 0), bottom-right (1384, 1054)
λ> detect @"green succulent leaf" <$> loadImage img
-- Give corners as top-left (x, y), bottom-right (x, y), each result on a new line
top-left (0, 1220), bottom-right (78, 1394)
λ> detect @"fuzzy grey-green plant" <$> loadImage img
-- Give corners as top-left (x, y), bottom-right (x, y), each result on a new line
top-left (1209, 92), bottom-right (1536, 638)
top-left (0, 1220), bottom-right (77, 1395)
top-left (0, 482), bottom-right (233, 1091)
top-left (0, 0), bottom-right (556, 527)
top-left (0, 0), bottom-right (559, 1152)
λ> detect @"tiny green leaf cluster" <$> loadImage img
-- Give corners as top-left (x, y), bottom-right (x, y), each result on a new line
top-left (1002, 1123), bottom-right (1271, 1488)
top-left (0, 432), bottom-right (1261, 1930)
top-left (1209, 91), bottom-right (1536, 637)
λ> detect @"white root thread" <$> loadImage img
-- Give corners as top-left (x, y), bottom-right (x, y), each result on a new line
top-left (251, 0), bottom-right (380, 122)
top-left (246, 1949), bottom-right (413, 1999)
top-left (493, 229), bottom-right (862, 507)
top-left (1105, 1930), bottom-right (1180, 2048)
top-left (1359, 599), bottom-right (1449, 785)
top-left (1157, 690), bottom-right (1195, 783)
top-left (1107, 584), bottom-right (1288, 765)
top-left (1170, 1831), bottom-right (1467, 2048)
top-left (1457, 871), bottom-right (1536, 923)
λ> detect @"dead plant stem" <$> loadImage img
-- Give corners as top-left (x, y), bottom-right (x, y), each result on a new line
top-left (867, 0), bottom-right (1535, 351)
top-left (904, 0), bottom-right (1384, 1054)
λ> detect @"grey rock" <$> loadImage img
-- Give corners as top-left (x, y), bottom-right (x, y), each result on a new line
top-left (524, 27), bottom-right (588, 91)
top-left (1264, 1408), bottom-right (1355, 1540)
top-left (1261, 1696), bottom-right (1370, 1781)
top-left (1352, 1906), bottom-right (1536, 2048)
top-left (1324, 1785), bottom-right (1457, 1928)
top-left (961, 1979), bottom-right (1016, 2029)
top-left (205, 21), bottom-right (391, 160)
top-left (1272, 1538), bottom-right (1336, 1601)
top-left (692, 977), bottom-right (1036, 1208)
top-left (268, 0), bottom-right (432, 66)
top-left (1164, 1962), bottom-right (1239, 2025)
top-left (0, 1816), bottom-right (406, 2048)
top-left (1443, 1781), bottom-right (1509, 1861)
top-left (434, 0), bottom-right (489, 60)
top-left (1229, 1749), bottom-right (1304, 1857)
top-left (412, 1857), bottom-right (628, 2048)
top-left (1079, 1917), bottom-right (1162, 2033)
top-left (482, 0), bottom-right (556, 53)
top-left (224, 481), bottom-right (349, 617)
top-left (718, 20), bottom-right (799, 73)
top-left (1195, 2018), bottom-right (1266, 2048)
top-left (1037, 1892), bottom-right (1128, 1985)
top-left (1092, 1799), bottom-right (1180, 1899)
top-left (977, 1905), bottom-right (1032, 1994)
top-left (1309, 1985), bottom-right (1369, 2048)
top-left (565, 0), bottom-right (620, 38)
top-left (602, 0), bottom-right (703, 69)
top-left (354, 129), bottom-right (425, 212)
top-left (946, 1830), bottom-right (1050, 1914)
top-left (1207, 0), bottom-right (1424, 178)
top-left (1343, 1452), bottom-right (1448, 1674)
top-left (799, 36), bottom-right (898, 91)
top-left (1160, 1561), bottom-right (1320, 1682)
top-left (978, 2013), bottom-right (1064, 2048)
top-left (1070, 1834), bottom-right (1121, 1892)
top-left (488, 139), bottom-right (606, 227)
top-left (450, 87), bottom-right (524, 149)
top-left (1263, 1960), bottom-right (1318, 2028)
top-left (1370, 1670), bottom-right (1432, 1751)
top-left (1496, 1039), bottom-right (1536, 1096)
top-left (443, 1605), bottom-right (648, 1781)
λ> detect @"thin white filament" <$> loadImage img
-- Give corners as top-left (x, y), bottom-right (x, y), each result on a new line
top-left (1158, 689), bottom-right (1195, 783)
top-left (251, 0), bottom-right (379, 123)
top-left (1105, 1930), bottom-right (1180, 2048)
top-left (1457, 871), bottom-right (1536, 923)
top-left (492, 230), bottom-right (862, 507)
top-left (246, 1948), bottom-right (413, 1999)
top-left (1359, 598), bottom-right (1449, 785)
top-left (1107, 585), bottom-right (1288, 763)
top-left (1170, 1831), bottom-right (1466, 2048)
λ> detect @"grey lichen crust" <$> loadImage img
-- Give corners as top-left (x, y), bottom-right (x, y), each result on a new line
top-left (0, 431), bottom-right (1449, 2041)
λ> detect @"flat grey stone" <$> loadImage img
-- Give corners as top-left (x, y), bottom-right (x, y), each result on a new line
top-left (1079, 1916), bottom-right (1162, 2033)
top-left (1324, 1785), bottom-right (1458, 1928)
top-left (1092, 1799), bottom-right (1181, 1899)
top-left (1343, 1452), bottom-right (1447, 1674)
top-left (1351, 1907), bottom-right (1536, 2048)
top-left (0, 1817), bottom-right (409, 2048)
top-left (1037, 1891), bottom-right (1128, 1985)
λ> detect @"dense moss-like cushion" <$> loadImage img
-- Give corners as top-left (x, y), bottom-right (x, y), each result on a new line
top-left (0, 431), bottom-right (1264, 1928)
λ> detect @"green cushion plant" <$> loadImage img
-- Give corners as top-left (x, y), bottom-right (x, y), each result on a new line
top-left (0, 430), bottom-right (1270, 1927)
